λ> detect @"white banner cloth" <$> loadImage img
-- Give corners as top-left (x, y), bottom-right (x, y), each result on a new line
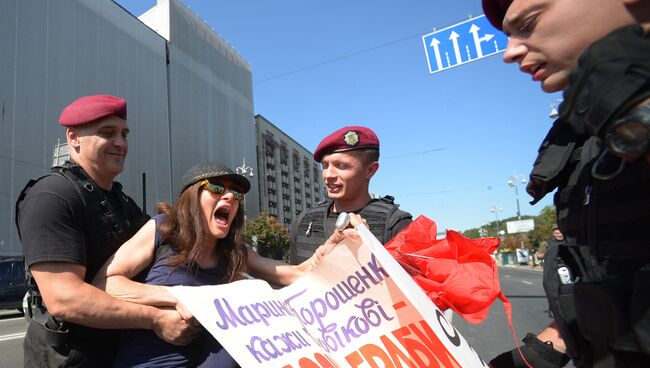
top-left (170, 225), bottom-right (486, 367)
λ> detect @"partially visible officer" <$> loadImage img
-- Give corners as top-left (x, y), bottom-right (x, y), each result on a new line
top-left (545, 226), bottom-right (564, 256)
top-left (538, 226), bottom-right (565, 268)
top-left (16, 95), bottom-right (196, 367)
top-left (289, 126), bottom-right (412, 264)
top-left (482, 0), bottom-right (650, 367)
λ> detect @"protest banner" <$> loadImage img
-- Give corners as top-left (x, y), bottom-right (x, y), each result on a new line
top-left (170, 224), bottom-right (487, 367)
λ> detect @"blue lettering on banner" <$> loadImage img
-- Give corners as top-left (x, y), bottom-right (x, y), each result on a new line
top-left (422, 14), bottom-right (508, 74)
top-left (213, 255), bottom-right (395, 362)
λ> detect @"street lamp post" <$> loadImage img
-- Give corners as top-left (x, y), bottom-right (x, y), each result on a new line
top-left (236, 158), bottom-right (254, 228)
top-left (508, 175), bottom-right (528, 220)
top-left (236, 158), bottom-right (254, 177)
top-left (491, 206), bottom-right (503, 238)
top-left (549, 98), bottom-right (563, 119)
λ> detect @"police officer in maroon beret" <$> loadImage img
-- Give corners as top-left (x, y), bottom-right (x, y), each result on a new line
top-left (16, 95), bottom-right (195, 367)
top-left (289, 125), bottom-right (413, 264)
top-left (481, 1), bottom-right (650, 367)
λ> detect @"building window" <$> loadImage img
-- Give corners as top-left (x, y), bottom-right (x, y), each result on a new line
top-left (52, 141), bottom-right (70, 167)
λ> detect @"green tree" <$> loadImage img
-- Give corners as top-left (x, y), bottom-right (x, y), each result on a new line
top-left (462, 228), bottom-right (480, 238)
top-left (462, 205), bottom-right (557, 253)
top-left (244, 212), bottom-right (290, 260)
top-left (527, 205), bottom-right (557, 250)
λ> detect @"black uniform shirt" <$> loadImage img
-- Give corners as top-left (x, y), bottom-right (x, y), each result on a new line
top-left (18, 174), bottom-right (134, 281)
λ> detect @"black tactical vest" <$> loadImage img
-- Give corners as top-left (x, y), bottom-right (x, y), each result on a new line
top-left (289, 196), bottom-right (408, 264)
top-left (16, 161), bottom-right (147, 292)
top-left (529, 25), bottom-right (650, 362)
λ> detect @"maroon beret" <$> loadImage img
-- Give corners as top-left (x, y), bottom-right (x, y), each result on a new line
top-left (482, 0), bottom-right (512, 31)
top-left (313, 126), bottom-right (380, 162)
top-left (59, 94), bottom-right (127, 127)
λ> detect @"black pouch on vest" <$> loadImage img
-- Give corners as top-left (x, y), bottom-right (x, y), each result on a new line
top-left (527, 119), bottom-right (580, 205)
top-left (44, 316), bottom-right (70, 348)
top-left (573, 279), bottom-right (639, 352)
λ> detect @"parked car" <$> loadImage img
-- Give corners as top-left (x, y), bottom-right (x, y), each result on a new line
top-left (0, 257), bottom-right (26, 313)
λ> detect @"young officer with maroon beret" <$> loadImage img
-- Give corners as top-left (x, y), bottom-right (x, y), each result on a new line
top-left (481, 1), bottom-right (650, 367)
top-left (289, 125), bottom-right (413, 265)
top-left (16, 95), bottom-right (197, 367)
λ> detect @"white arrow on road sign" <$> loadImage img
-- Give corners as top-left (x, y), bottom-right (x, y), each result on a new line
top-left (469, 24), bottom-right (494, 58)
top-left (429, 37), bottom-right (444, 71)
top-left (449, 31), bottom-right (462, 64)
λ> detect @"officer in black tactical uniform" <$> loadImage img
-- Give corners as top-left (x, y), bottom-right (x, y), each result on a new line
top-left (289, 126), bottom-right (412, 265)
top-left (482, 0), bottom-right (650, 367)
top-left (16, 95), bottom-right (195, 367)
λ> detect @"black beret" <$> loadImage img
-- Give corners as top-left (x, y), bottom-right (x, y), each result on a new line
top-left (482, 0), bottom-right (512, 31)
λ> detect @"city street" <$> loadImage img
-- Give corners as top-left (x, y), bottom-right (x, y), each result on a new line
top-left (0, 311), bottom-right (27, 367)
top-left (454, 265), bottom-right (559, 363)
top-left (0, 266), bottom-right (566, 367)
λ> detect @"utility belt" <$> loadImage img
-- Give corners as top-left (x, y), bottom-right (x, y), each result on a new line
top-left (552, 245), bottom-right (650, 356)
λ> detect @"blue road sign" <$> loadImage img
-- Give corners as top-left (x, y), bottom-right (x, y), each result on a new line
top-left (422, 15), bottom-right (508, 74)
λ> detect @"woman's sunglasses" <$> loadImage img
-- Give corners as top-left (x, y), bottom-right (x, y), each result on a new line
top-left (199, 179), bottom-right (244, 202)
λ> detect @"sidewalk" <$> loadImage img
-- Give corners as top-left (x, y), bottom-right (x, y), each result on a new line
top-left (498, 263), bottom-right (544, 272)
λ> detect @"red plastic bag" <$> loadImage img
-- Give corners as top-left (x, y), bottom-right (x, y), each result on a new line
top-left (385, 216), bottom-right (532, 366)
top-left (385, 215), bottom-right (502, 324)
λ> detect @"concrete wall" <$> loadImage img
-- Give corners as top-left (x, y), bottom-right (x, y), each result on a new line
top-left (163, 0), bottom-right (258, 211)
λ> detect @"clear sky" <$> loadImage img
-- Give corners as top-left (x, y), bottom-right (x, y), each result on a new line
top-left (115, 0), bottom-right (561, 232)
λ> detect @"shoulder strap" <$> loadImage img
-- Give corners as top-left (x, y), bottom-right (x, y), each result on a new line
top-left (153, 216), bottom-right (171, 263)
top-left (55, 163), bottom-right (140, 238)
top-left (15, 177), bottom-right (44, 240)
top-left (14, 171), bottom-right (70, 240)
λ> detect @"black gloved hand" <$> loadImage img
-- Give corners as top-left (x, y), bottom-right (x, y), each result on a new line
top-left (489, 333), bottom-right (570, 368)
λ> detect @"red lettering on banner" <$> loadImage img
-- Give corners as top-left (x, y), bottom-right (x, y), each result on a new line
top-left (343, 319), bottom-right (465, 368)
top-left (313, 353), bottom-right (337, 368)
top-left (409, 320), bottom-right (462, 368)
top-left (299, 319), bottom-right (465, 368)
top-left (345, 351), bottom-right (364, 368)
top-left (297, 357), bottom-right (320, 368)
top-left (379, 335), bottom-right (417, 367)
top-left (358, 343), bottom-right (395, 368)
top-left (392, 326), bottom-right (438, 367)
